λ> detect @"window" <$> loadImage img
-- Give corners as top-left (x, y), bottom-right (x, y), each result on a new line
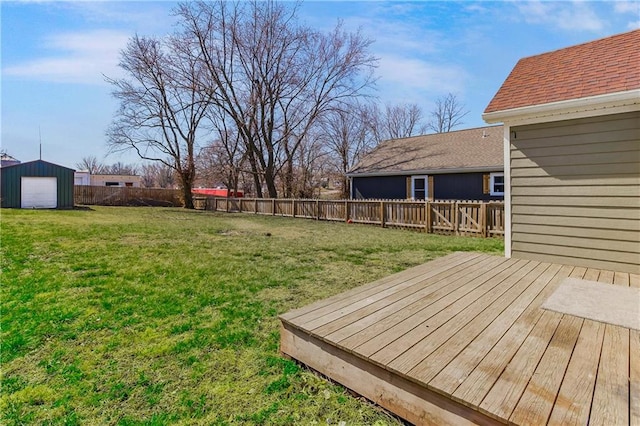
top-left (411, 176), bottom-right (428, 200)
top-left (490, 172), bottom-right (504, 196)
top-left (105, 182), bottom-right (119, 187)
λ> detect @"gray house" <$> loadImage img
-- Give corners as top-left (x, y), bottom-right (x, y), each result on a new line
top-left (1, 160), bottom-right (75, 209)
top-left (347, 125), bottom-right (504, 201)
top-left (484, 29), bottom-right (639, 274)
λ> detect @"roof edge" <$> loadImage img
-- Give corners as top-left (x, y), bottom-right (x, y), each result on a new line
top-left (347, 166), bottom-right (503, 178)
top-left (0, 159), bottom-right (76, 172)
top-left (483, 89), bottom-right (640, 125)
top-left (375, 124), bottom-right (503, 145)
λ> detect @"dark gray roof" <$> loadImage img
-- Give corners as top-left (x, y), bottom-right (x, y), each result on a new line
top-left (348, 125), bottom-right (503, 176)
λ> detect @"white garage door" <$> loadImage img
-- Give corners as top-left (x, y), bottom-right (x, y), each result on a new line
top-left (21, 177), bottom-right (57, 208)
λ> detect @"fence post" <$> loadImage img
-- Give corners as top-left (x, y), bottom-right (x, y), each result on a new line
top-left (316, 200), bottom-right (320, 220)
top-left (481, 202), bottom-right (488, 238)
top-left (272, 199), bottom-right (276, 216)
top-left (380, 201), bottom-right (385, 228)
top-left (292, 199), bottom-right (297, 218)
top-left (426, 201), bottom-right (431, 233)
top-left (345, 200), bottom-right (349, 222)
top-left (454, 201), bottom-right (459, 235)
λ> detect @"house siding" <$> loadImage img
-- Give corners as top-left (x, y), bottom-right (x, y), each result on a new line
top-left (352, 176), bottom-right (407, 199)
top-left (351, 172), bottom-right (504, 201)
top-left (510, 111), bottom-right (640, 274)
top-left (1, 160), bottom-right (75, 208)
top-left (433, 173), bottom-right (502, 201)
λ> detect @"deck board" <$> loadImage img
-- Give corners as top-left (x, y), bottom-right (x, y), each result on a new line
top-left (340, 256), bottom-right (508, 352)
top-left (279, 252), bottom-right (637, 425)
top-left (371, 259), bottom-right (529, 366)
top-left (409, 262), bottom-right (550, 384)
top-left (314, 254), bottom-right (488, 337)
top-left (630, 274), bottom-right (640, 425)
top-left (386, 260), bottom-right (537, 373)
top-left (546, 269), bottom-right (605, 426)
top-left (590, 271), bottom-right (630, 425)
top-left (451, 264), bottom-right (572, 408)
top-left (429, 262), bottom-right (558, 395)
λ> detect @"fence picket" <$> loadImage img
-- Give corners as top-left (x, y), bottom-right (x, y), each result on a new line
top-left (75, 186), bottom-right (182, 207)
top-left (76, 189), bottom-right (504, 239)
top-left (194, 197), bottom-right (503, 238)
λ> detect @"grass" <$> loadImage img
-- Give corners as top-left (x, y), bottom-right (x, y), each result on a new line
top-left (1, 206), bottom-right (503, 425)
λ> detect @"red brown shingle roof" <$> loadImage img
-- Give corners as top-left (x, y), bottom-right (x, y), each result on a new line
top-left (485, 30), bottom-right (640, 113)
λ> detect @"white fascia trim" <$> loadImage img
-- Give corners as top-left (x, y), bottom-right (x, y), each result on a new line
top-left (502, 124), bottom-right (511, 259)
top-left (347, 166), bottom-right (502, 178)
top-left (483, 89), bottom-right (640, 126)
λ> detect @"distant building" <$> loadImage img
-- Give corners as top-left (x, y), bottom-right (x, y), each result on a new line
top-left (1, 153), bottom-right (21, 168)
top-left (74, 170), bottom-right (91, 185)
top-left (73, 172), bottom-right (142, 187)
top-left (347, 125), bottom-right (504, 201)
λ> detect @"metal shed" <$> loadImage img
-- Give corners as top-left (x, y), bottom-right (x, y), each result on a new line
top-left (1, 160), bottom-right (75, 209)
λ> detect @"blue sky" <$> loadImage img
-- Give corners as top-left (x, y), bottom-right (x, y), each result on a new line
top-left (2, 1), bottom-right (638, 169)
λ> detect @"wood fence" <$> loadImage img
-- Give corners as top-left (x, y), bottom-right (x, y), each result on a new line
top-left (195, 197), bottom-right (504, 238)
top-left (75, 186), bottom-right (182, 207)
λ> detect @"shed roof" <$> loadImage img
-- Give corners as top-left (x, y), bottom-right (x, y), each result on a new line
top-left (0, 159), bottom-right (75, 172)
top-left (348, 125), bottom-right (503, 177)
top-left (485, 29), bottom-right (640, 114)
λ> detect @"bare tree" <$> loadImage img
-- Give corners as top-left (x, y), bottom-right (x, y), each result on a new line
top-left (196, 137), bottom-right (246, 192)
top-left (320, 103), bottom-right (372, 198)
top-left (156, 164), bottom-right (176, 188)
top-left (198, 102), bottom-right (248, 193)
top-left (285, 132), bottom-right (327, 198)
top-left (383, 103), bottom-right (426, 140)
top-left (140, 163), bottom-right (157, 188)
top-left (103, 162), bottom-right (139, 175)
top-left (366, 102), bottom-right (427, 145)
top-left (106, 33), bottom-right (213, 208)
top-left (76, 156), bottom-right (104, 174)
top-left (427, 93), bottom-right (469, 133)
top-left (177, 0), bottom-right (377, 198)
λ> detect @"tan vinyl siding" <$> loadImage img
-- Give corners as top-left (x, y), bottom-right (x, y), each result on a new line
top-left (510, 111), bottom-right (640, 274)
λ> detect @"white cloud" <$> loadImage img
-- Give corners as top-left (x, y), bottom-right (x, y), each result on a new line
top-left (3, 29), bottom-right (129, 85)
top-left (516, 0), bottom-right (605, 32)
top-left (376, 54), bottom-right (467, 103)
top-left (613, 0), bottom-right (640, 28)
top-left (628, 20), bottom-right (640, 29)
top-left (614, 1), bottom-right (639, 14)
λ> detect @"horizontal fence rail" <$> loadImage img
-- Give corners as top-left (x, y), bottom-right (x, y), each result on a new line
top-left (75, 186), bottom-right (182, 207)
top-left (195, 197), bottom-right (504, 238)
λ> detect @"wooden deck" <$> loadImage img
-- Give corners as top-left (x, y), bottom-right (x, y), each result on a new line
top-left (280, 252), bottom-right (639, 425)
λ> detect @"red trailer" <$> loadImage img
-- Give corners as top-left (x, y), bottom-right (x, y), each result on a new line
top-left (192, 188), bottom-right (244, 198)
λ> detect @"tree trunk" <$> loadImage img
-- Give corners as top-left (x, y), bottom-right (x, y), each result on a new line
top-left (182, 177), bottom-right (194, 209)
top-left (264, 166), bottom-right (278, 198)
top-left (179, 157), bottom-right (195, 209)
top-left (284, 158), bottom-right (294, 198)
top-left (341, 176), bottom-right (349, 199)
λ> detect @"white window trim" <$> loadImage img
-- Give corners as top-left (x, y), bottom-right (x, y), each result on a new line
top-left (489, 172), bottom-right (505, 196)
top-left (411, 175), bottom-right (428, 200)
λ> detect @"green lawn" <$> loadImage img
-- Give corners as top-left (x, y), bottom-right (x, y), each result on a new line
top-left (1, 207), bottom-right (503, 425)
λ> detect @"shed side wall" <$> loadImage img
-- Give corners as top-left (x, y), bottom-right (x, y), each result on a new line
top-left (510, 111), bottom-right (640, 274)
